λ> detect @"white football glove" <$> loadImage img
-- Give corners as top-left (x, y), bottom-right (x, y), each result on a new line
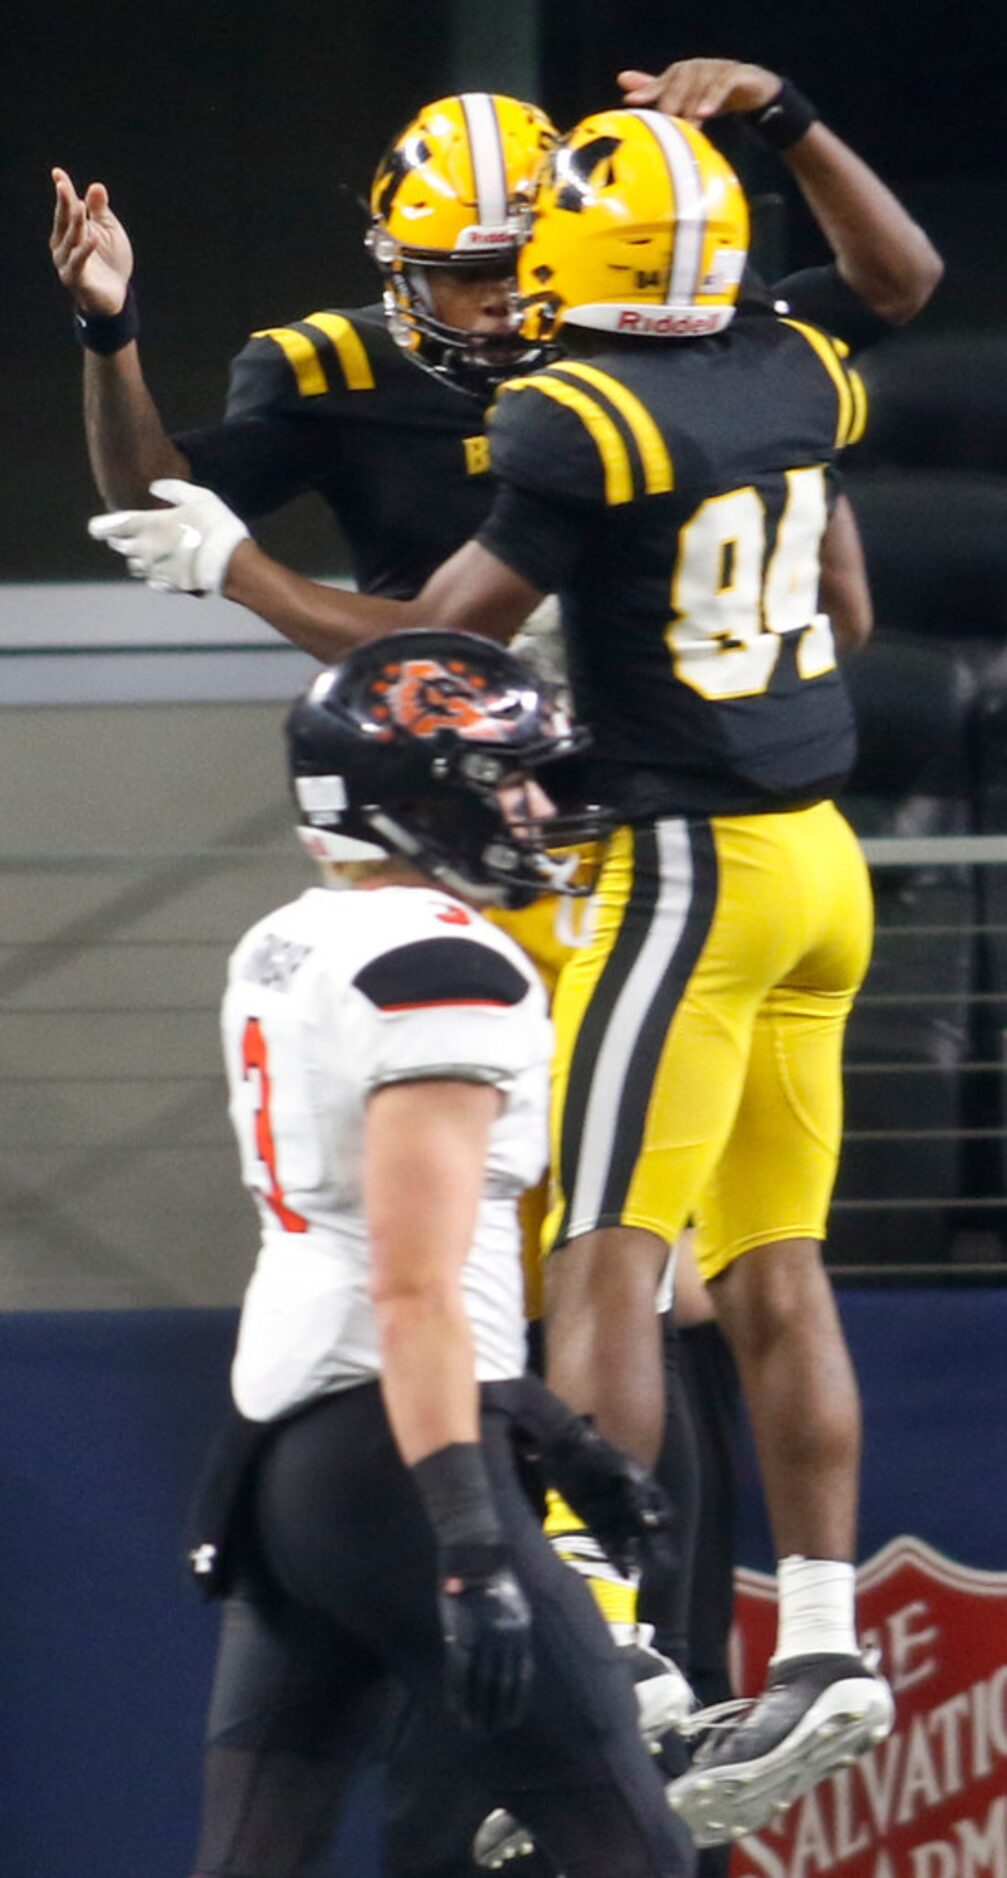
top-left (87, 478), bottom-right (249, 594)
top-left (511, 595), bottom-right (572, 702)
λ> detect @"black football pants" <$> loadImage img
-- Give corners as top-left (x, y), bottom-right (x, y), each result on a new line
top-left (193, 1380), bottom-right (695, 1878)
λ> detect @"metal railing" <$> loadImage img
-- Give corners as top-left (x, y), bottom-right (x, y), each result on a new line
top-left (831, 834), bottom-right (1007, 1278)
top-left (3, 834), bottom-right (1007, 1306)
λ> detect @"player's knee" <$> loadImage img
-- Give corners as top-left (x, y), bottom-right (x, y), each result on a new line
top-left (714, 1236), bottom-right (836, 1355)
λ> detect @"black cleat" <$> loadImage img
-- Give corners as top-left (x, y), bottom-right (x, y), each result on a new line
top-left (472, 1809), bottom-right (535, 1869)
top-left (667, 1651), bottom-right (895, 1847)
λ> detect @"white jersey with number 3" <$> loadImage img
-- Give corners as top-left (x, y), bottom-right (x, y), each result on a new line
top-left (220, 884), bottom-right (551, 1420)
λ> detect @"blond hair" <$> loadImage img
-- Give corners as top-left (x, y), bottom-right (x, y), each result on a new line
top-left (317, 856), bottom-right (423, 891)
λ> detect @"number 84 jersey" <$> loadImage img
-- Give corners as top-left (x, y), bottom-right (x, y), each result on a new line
top-left (479, 309), bottom-right (867, 819)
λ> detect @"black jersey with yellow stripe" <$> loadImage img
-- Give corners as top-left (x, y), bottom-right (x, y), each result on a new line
top-left (174, 305), bottom-right (497, 598)
top-left (480, 311), bottom-right (867, 818)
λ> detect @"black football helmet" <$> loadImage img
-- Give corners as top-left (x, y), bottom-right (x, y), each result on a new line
top-left (286, 630), bottom-right (605, 907)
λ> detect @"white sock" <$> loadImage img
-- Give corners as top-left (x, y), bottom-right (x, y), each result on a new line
top-left (772, 1554), bottom-right (858, 1663)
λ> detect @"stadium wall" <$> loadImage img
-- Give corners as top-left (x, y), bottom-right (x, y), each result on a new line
top-left (2, 1294), bottom-right (1004, 1878)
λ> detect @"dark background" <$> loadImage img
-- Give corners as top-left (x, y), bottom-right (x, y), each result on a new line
top-left (7, 0), bottom-right (1006, 581)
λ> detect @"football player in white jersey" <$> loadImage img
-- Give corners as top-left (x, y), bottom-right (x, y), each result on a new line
top-left (189, 629), bottom-right (695, 1878)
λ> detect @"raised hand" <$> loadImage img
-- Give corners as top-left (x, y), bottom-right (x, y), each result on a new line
top-left (617, 57), bottom-right (781, 122)
top-left (50, 167), bottom-right (134, 316)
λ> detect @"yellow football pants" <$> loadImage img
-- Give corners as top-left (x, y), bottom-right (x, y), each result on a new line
top-left (545, 803), bottom-right (873, 1281)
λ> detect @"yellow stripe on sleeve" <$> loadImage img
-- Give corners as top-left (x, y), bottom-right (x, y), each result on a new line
top-left (303, 313), bottom-right (376, 390)
top-left (780, 318), bottom-right (855, 447)
top-left (502, 377), bottom-right (635, 505)
top-left (846, 367), bottom-right (869, 446)
top-left (549, 362), bottom-right (674, 493)
top-left (250, 313), bottom-right (375, 397)
top-left (250, 324), bottom-right (329, 397)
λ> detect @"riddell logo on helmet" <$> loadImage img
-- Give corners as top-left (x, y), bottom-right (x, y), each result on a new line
top-left (457, 227), bottom-right (515, 249)
top-left (617, 307), bottom-right (723, 336)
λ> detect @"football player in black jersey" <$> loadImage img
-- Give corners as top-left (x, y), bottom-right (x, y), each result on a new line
top-left (55, 60), bottom-right (938, 603)
top-left (91, 80), bottom-right (945, 1852)
top-left (79, 61), bottom-right (941, 1861)
top-left (54, 93), bottom-right (555, 590)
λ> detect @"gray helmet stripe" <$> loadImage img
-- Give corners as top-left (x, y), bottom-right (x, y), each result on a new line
top-left (460, 92), bottom-right (509, 228)
top-left (628, 110), bottom-right (706, 308)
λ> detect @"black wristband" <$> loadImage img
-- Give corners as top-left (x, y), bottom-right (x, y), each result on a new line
top-left (411, 1442), bottom-right (503, 1550)
top-left (439, 1540), bottom-right (511, 1583)
top-left (747, 78), bottom-right (819, 152)
top-left (74, 284), bottom-right (140, 355)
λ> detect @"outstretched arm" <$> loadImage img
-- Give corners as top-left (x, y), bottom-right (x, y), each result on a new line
top-left (50, 168), bottom-right (190, 506)
top-left (89, 478), bottom-right (543, 660)
top-left (225, 496), bottom-right (870, 661)
top-left (618, 59), bottom-right (943, 324)
top-left (227, 533), bottom-right (542, 656)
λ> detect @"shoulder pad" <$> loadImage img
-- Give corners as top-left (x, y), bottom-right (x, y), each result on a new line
top-left (353, 937), bottom-right (531, 1013)
top-left (777, 318), bottom-right (869, 447)
top-left (227, 310), bottom-right (377, 415)
top-left (491, 362), bottom-right (673, 506)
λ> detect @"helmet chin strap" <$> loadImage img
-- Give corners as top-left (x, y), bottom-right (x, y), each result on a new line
top-left (367, 809), bottom-right (500, 904)
top-left (433, 862), bottom-right (500, 905)
top-left (367, 809), bottom-right (579, 909)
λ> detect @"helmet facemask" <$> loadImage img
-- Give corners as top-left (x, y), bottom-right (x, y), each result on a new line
top-left (372, 246), bottom-right (546, 391)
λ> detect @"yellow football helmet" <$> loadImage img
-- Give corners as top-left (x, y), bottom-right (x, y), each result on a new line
top-left (368, 93), bottom-right (556, 381)
top-left (518, 109), bottom-right (750, 343)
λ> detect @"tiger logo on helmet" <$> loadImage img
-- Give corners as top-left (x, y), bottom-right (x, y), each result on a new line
top-left (369, 656), bottom-right (516, 743)
top-left (518, 109), bottom-right (750, 344)
top-left (367, 93), bottom-right (557, 381)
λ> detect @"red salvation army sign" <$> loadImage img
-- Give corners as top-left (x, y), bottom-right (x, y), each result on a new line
top-left (727, 1537), bottom-right (1007, 1878)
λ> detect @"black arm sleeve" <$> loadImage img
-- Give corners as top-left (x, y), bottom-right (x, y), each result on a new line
top-left (171, 412), bottom-right (334, 523)
top-left (476, 480), bottom-right (590, 595)
top-left (773, 263), bottom-right (892, 353)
